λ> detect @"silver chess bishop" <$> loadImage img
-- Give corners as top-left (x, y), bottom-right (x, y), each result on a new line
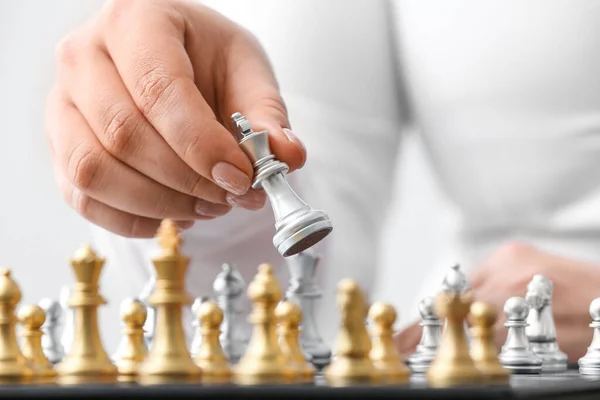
top-left (38, 297), bottom-right (65, 364)
top-left (579, 297), bottom-right (600, 375)
top-left (284, 249), bottom-right (331, 369)
top-left (231, 112), bottom-right (332, 257)
top-left (407, 296), bottom-right (442, 373)
top-left (213, 263), bottom-right (248, 364)
top-left (525, 274), bottom-right (568, 372)
top-left (499, 296), bottom-right (543, 374)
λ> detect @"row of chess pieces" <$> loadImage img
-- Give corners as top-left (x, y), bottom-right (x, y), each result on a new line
top-left (5, 219), bottom-right (600, 387)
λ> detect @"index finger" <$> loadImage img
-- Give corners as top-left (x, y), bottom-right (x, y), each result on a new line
top-left (100, 1), bottom-right (253, 196)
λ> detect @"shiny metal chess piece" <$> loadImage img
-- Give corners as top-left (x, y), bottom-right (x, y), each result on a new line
top-left (525, 274), bottom-right (567, 372)
top-left (499, 296), bottom-right (543, 374)
top-left (38, 298), bottom-right (65, 364)
top-left (190, 297), bottom-right (210, 357)
top-left (213, 263), bottom-right (248, 364)
top-left (284, 249), bottom-right (331, 369)
top-left (578, 298), bottom-right (600, 375)
top-left (407, 296), bottom-right (442, 373)
top-left (59, 284), bottom-right (73, 355)
top-left (441, 264), bottom-right (469, 293)
top-left (231, 112), bottom-right (332, 257)
top-left (139, 275), bottom-right (156, 349)
top-left (112, 298), bottom-right (148, 363)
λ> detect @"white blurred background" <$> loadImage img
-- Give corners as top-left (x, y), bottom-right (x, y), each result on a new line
top-left (0, 0), bottom-right (449, 352)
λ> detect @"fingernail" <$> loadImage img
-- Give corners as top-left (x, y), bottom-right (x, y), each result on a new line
top-left (211, 162), bottom-right (251, 196)
top-left (282, 128), bottom-right (306, 153)
top-left (195, 199), bottom-right (232, 217)
top-left (226, 189), bottom-right (267, 210)
top-left (176, 220), bottom-right (195, 230)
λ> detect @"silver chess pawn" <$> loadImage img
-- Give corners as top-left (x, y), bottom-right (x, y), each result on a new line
top-left (441, 264), bottom-right (470, 338)
top-left (139, 275), bottom-right (156, 349)
top-left (38, 297), bottom-right (65, 364)
top-left (59, 284), bottom-right (73, 355)
top-left (190, 296), bottom-right (210, 357)
top-left (407, 296), bottom-right (442, 373)
top-left (231, 112), bottom-right (332, 257)
top-left (284, 249), bottom-right (331, 369)
top-left (499, 296), bottom-right (543, 374)
top-left (112, 298), bottom-right (148, 361)
top-left (213, 263), bottom-right (248, 364)
top-left (578, 298), bottom-right (600, 375)
top-left (525, 274), bottom-right (568, 372)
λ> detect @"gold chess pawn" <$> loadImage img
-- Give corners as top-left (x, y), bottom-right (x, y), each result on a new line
top-left (0, 269), bottom-right (34, 383)
top-left (55, 245), bottom-right (118, 384)
top-left (233, 264), bottom-right (294, 385)
top-left (368, 302), bottom-right (410, 383)
top-left (275, 300), bottom-right (316, 383)
top-left (426, 290), bottom-right (483, 387)
top-left (114, 298), bottom-right (148, 382)
top-left (324, 279), bottom-right (378, 386)
top-left (18, 304), bottom-right (56, 382)
top-left (193, 300), bottom-right (232, 383)
top-left (137, 220), bottom-right (202, 384)
top-left (468, 301), bottom-right (510, 384)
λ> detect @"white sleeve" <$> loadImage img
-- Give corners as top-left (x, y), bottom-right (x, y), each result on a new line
top-left (92, 0), bottom-right (408, 344)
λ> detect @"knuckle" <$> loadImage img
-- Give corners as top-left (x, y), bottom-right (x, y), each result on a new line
top-left (71, 187), bottom-right (92, 218)
top-left (55, 33), bottom-right (80, 68)
top-left (135, 66), bottom-right (179, 116)
top-left (67, 143), bottom-right (101, 191)
top-left (102, 105), bottom-right (140, 158)
top-left (183, 173), bottom-right (208, 198)
top-left (181, 131), bottom-right (203, 163)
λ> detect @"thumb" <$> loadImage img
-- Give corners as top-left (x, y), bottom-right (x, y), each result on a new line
top-left (219, 33), bottom-right (307, 172)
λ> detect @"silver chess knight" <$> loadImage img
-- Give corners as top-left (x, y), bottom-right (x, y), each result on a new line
top-left (38, 297), bottom-right (65, 364)
top-left (139, 275), bottom-right (156, 349)
top-left (284, 249), bottom-right (331, 369)
top-left (499, 296), bottom-right (543, 374)
top-left (578, 298), bottom-right (600, 375)
top-left (213, 263), bottom-right (248, 364)
top-left (525, 274), bottom-right (568, 372)
top-left (231, 112), bottom-right (332, 257)
top-left (407, 296), bottom-right (442, 373)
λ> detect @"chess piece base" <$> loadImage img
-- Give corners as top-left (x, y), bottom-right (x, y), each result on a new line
top-left (498, 348), bottom-right (543, 374)
top-left (426, 361), bottom-right (483, 388)
top-left (579, 348), bottom-right (600, 375)
top-left (407, 347), bottom-right (437, 373)
top-left (56, 356), bottom-right (117, 383)
top-left (232, 362), bottom-right (294, 385)
top-left (373, 360), bottom-right (411, 383)
top-left (275, 210), bottom-right (332, 257)
top-left (323, 357), bottom-right (378, 383)
top-left (530, 341), bottom-right (567, 372)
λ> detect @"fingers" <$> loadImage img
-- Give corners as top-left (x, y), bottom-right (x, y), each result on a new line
top-left (46, 92), bottom-right (230, 220)
top-left (54, 164), bottom-right (195, 238)
top-left (394, 320), bottom-right (422, 356)
top-left (57, 42), bottom-right (231, 206)
top-left (101, 4), bottom-right (255, 197)
top-left (217, 32), bottom-right (307, 173)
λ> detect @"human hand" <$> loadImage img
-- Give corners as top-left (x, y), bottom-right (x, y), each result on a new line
top-left (396, 242), bottom-right (599, 362)
top-left (45, 0), bottom-right (306, 237)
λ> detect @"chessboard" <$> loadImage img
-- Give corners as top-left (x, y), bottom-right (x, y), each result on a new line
top-left (2, 219), bottom-right (600, 400)
top-left (0, 367), bottom-right (598, 399)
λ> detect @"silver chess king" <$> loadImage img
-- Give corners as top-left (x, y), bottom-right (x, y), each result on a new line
top-left (231, 112), bottom-right (333, 257)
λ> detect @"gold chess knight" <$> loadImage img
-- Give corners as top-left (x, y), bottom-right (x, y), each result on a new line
top-left (55, 245), bottom-right (118, 384)
top-left (137, 220), bottom-right (202, 384)
top-left (231, 112), bottom-right (332, 257)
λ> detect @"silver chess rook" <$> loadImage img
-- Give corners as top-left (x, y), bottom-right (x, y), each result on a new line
top-left (213, 263), bottom-right (248, 364)
top-left (284, 249), bottom-right (331, 369)
top-left (231, 112), bottom-right (333, 257)
top-left (525, 274), bottom-right (568, 372)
